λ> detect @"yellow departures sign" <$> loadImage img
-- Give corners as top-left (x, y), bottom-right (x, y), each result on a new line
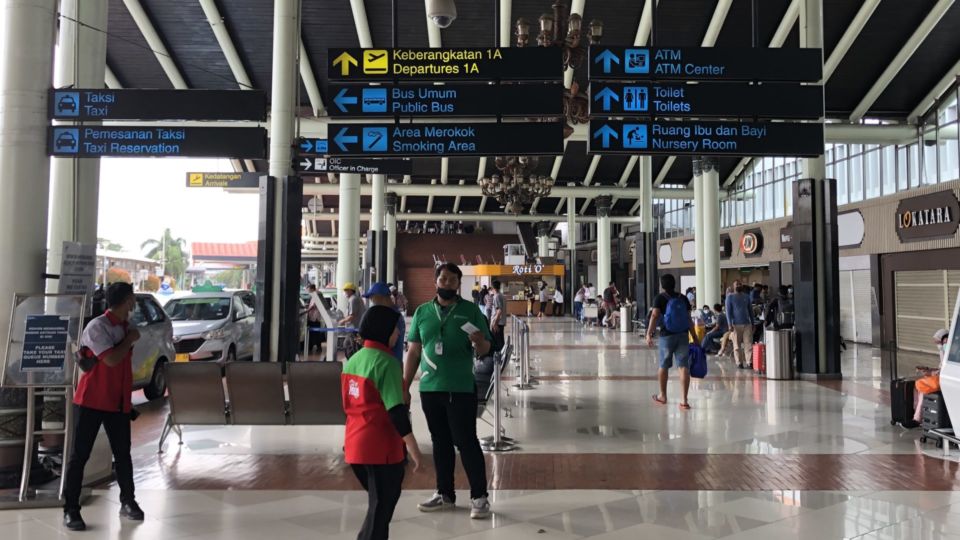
top-left (333, 51), bottom-right (358, 76)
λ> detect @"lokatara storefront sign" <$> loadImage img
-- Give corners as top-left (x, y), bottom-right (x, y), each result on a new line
top-left (895, 190), bottom-right (960, 242)
top-left (740, 229), bottom-right (764, 257)
top-left (512, 264), bottom-right (545, 276)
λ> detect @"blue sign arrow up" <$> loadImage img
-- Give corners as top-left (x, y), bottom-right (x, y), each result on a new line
top-left (334, 88), bottom-right (358, 113)
top-left (334, 127), bottom-right (358, 152)
top-left (299, 139), bottom-right (313, 153)
top-left (594, 50), bottom-right (620, 74)
top-left (593, 124), bottom-right (619, 149)
top-left (593, 87), bottom-right (620, 111)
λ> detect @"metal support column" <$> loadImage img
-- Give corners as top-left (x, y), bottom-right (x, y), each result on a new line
top-left (693, 160), bottom-right (705, 306)
top-left (266, 0), bottom-right (301, 360)
top-left (567, 195), bottom-right (577, 312)
top-left (536, 222), bottom-right (551, 258)
top-left (371, 174), bottom-right (385, 281)
top-left (337, 174), bottom-right (361, 307)
top-left (385, 192), bottom-right (397, 284)
top-left (639, 157), bottom-right (653, 233)
top-left (46, 0), bottom-right (107, 294)
top-left (596, 196), bottom-right (612, 291)
top-left (701, 157), bottom-right (721, 307)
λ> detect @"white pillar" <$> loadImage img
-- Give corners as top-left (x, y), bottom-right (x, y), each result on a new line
top-left (0, 0), bottom-right (57, 352)
top-left (639, 156), bottom-right (653, 233)
top-left (567, 195), bottom-right (577, 308)
top-left (385, 195), bottom-right (397, 284)
top-left (596, 196), bottom-right (612, 292)
top-left (693, 162), bottom-right (705, 306)
top-left (337, 174), bottom-right (361, 308)
top-left (537, 235), bottom-right (549, 258)
top-left (266, 0), bottom-right (299, 359)
top-left (371, 174), bottom-right (385, 279)
top-left (46, 0), bottom-right (108, 294)
top-left (702, 158), bottom-right (721, 307)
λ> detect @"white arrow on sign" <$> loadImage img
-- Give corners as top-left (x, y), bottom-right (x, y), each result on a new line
top-left (300, 158), bottom-right (313, 171)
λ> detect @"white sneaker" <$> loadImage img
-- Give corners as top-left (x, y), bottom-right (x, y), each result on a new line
top-left (418, 492), bottom-right (455, 512)
top-left (470, 496), bottom-right (490, 519)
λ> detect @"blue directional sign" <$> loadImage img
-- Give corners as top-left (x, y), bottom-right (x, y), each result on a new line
top-left (588, 47), bottom-right (822, 82)
top-left (588, 120), bottom-right (824, 157)
top-left (48, 89), bottom-right (267, 121)
top-left (297, 138), bottom-right (328, 155)
top-left (589, 82), bottom-right (823, 119)
top-left (47, 126), bottom-right (267, 158)
top-left (326, 83), bottom-right (561, 117)
top-left (327, 122), bottom-right (564, 157)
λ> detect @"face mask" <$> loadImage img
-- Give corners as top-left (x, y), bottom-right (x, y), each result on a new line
top-left (437, 287), bottom-right (458, 300)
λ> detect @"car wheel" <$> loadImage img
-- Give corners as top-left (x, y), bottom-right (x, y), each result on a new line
top-left (143, 359), bottom-right (167, 400)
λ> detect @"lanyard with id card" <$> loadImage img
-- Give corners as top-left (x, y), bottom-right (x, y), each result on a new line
top-left (433, 302), bottom-right (453, 357)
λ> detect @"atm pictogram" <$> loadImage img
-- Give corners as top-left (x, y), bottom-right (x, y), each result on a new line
top-left (625, 49), bottom-right (649, 74)
top-left (363, 50), bottom-right (389, 75)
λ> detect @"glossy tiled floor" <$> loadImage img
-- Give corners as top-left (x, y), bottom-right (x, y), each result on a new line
top-left (4, 318), bottom-right (960, 539)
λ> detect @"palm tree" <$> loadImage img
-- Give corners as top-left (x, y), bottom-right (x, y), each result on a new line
top-left (141, 229), bottom-right (189, 285)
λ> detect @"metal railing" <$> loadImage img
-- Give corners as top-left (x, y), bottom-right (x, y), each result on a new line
top-left (480, 335), bottom-right (516, 452)
top-left (510, 315), bottom-right (536, 389)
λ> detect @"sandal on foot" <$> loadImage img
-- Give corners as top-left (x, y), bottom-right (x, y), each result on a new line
top-left (652, 395), bottom-right (667, 405)
top-left (679, 402), bottom-right (691, 410)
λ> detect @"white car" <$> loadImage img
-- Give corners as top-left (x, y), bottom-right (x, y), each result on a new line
top-left (128, 293), bottom-right (176, 400)
top-left (164, 291), bottom-right (257, 365)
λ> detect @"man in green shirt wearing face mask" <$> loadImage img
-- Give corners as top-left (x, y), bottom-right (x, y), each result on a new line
top-left (403, 262), bottom-right (492, 519)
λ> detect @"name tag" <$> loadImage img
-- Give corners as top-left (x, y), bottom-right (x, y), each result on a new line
top-left (434, 342), bottom-right (443, 356)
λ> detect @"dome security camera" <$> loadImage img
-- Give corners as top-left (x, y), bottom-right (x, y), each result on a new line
top-left (427, 0), bottom-right (457, 28)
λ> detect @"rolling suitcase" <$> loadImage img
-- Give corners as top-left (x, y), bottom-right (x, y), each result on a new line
top-left (887, 344), bottom-right (917, 427)
top-left (752, 342), bottom-right (765, 372)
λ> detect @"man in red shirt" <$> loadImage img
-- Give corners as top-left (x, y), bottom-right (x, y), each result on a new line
top-left (63, 282), bottom-right (144, 531)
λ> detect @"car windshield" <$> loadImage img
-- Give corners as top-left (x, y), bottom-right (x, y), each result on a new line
top-left (164, 298), bottom-right (231, 321)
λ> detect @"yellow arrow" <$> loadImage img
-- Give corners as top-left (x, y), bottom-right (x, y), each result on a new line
top-left (333, 52), bottom-right (358, 76)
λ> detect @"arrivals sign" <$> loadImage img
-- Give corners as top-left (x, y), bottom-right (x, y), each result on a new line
top-left (186, 172), bottom-right (261, 188)
top-left (895, 190), bottom-right (960, 242)
top-left (49, 89), bottom-right (267, 121)
top-left (589, 47), bottom-right (822, 82)
top-left (587, 120), bottom-right (824, 156)
top-left (326, 83), bottom-right (562, 117)
top-left (588, 82), bottom-right (822, 119)
top-left (294, 156), bottom-right (413, 175)
top-left (328, 47), bottom-right (561, 82)
top-left (19, 315), bottom-right (69, 372)
top-left (326, 122), bottom-right (564, 157)
top-left (48, 126), bottom-right (267, 158)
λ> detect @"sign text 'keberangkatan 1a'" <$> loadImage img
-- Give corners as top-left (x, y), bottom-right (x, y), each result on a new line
top-left (328, 47), bottom-right (561, 82)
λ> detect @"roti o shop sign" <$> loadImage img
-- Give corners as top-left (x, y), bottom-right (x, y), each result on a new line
top-left (512, 264), bottom-right (544, 275)
top-left (895, 190), bottom-right (960, 242)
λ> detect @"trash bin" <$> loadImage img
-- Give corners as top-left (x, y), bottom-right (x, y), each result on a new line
top-left (620, 306), bottom-right (631, 332)
top-left (765, 329), bottom-right (794, 380)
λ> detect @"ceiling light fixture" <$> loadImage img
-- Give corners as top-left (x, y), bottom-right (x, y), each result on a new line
top-left (478, 156), bottom-right (555, 215)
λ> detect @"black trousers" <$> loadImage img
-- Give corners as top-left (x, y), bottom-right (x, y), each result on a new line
top-left (351, 463), bottom-right (405, 540)
top-left (490, 326), bottom-right (505, 356)
top-left (420, 391), bottom-right (488, 501)
top-left (63, 405), bottom-right (135, 512)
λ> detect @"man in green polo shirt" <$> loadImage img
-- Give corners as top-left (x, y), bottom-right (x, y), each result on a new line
top-left (403, 262), bottom-right (492, 519)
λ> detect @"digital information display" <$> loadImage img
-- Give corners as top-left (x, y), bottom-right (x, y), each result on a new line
top-left (48, 126), bottom-right (267, 158)
top-left (19, 315), bottom-right (69, 372)
top-left (328, 47), bottom-right (561, 82)
top-left (588, 120), bottom-right (824, 157)
top-left (326, 83), bottom-right (562, 117)
top-left (49, 89), bottom-right (267, 121)
top-left (186, 172), bottom-right (262, 188)
top-left (588, 82), bottom-right (823, 119)
top-left (589, 47), bottom-right (823, 82)
top-left (294, 157), bottom-right (414, 175)
top-left (326, 122), bottom-right (564, 157)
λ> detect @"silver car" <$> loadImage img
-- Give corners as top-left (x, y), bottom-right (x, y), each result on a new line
top-left (164, 291), bottom-right (257, 364)
top-left (128, 293), bottom-right (176, 400)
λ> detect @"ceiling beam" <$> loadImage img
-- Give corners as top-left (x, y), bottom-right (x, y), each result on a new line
top-left (199, 0), bottom-right (253, 89)
top-left (770, 0), bottom-right (799, 48)
top-left (453, 179), bottom-right (467, 212)
top-left (349, 0), bottom-right (374, 47)
top-left (563, 0), bottom-right (586, 88)
top-left (850, 0), bottom-right (955, 122)
top-left (653, 156), bottom-right (676, 186)
top-left (823, 0), bottom-right (880, 81)
top-left (105, 64), bottom-right (122, 89)
top-left (122, 0), bottom-right (187, 88)
top-left (909, 56), bottom-right (960, 124)
top-left (476, 158), bottom-right (489, 213)
top-left (578, 155), bottom-right (602, 214)
top-left (299, 39), bottom-right (326, 116)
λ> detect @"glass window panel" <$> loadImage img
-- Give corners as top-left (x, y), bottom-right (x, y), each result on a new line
top-left (774, 180), bottom-right (785, 218)
top-left (836, 159), bottom-right (848, 205)
top-left (939, 122), bottom-right (959, 183)
top-left (836, 144), bottom-right (847, 161)
top-left (786, 179), bottom-right (794, 216)
top-left (882, 145), bottom-right (896, 195)
top-left (909, 144), bottom-right (921, 188)
top-left (735, 196), bottom-right (743, 225)
top-left (754, 185), bottom-right (763, 222)
top-left (763, 182), bottom-right (774, 220)
top-left (923, 138), bottom-right (938, 185)
top-left (745, 189), bottom-right (754, 222)
top-left (850, 153), bottom-right (864, 202)
top-left (850, 144), bottom-right (862, 156)
top-left (866, 150), bottom-right (880, 199)
top-left (939, 93), bottom-right (958, 124)
top-left (897, 146), bottom-right (908, 191)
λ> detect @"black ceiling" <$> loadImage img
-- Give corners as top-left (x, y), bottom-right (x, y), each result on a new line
top-left (102, 0), bottom-right (960, 218)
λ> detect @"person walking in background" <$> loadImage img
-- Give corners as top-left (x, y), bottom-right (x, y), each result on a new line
top-left (726, 283), bottom-right (754, 369)
top-left (389, 284), bottom-right (408, 315)
top-left (573, 284), bottom-right (585, 321)
top-left (553, 287), bottom-right (564, 316)
top-left (489, 280), bottom-right (507, 354)
top-left (538, 284), bottom-right (549, 318)
top-left (646, 274), bottom-right (695, 410)
top-left (344, 306), bottom-right (423, 540)
top-left (339, 282), bottom-right (366, 328)
top-left (478, 284), bottom-right (490, 320)
top-left (403, 263), bottom-right (493, 519)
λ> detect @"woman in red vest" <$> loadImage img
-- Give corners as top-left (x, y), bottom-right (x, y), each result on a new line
top-left (342, 305), bottom-right (423, 540)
